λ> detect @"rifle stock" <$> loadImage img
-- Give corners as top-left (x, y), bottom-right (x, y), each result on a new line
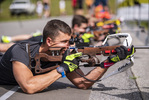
top-left (34, 53), bottom-right (62, 74)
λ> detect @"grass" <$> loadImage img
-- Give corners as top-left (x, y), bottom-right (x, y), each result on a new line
top-left (0, 0), bottom-right (117, 22)
top-left (118, 0), bottom-right (148, 8)
top-left (50, 0), bottom-right (74, 16)
top-left (0, 0), bottom-right (74, 22)
top-left (129, 75), bottom-right (140, 80)
top-left (108, 0), bottom-right (116, 14)
top-left (0, 0), bottom-right (38, 22)
top-left (0, 0), bottom-right (147, 24)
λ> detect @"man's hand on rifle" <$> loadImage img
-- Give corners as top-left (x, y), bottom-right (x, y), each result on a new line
top-left (81, 33), bottom-right (94, 43)
top-left (60, 51), bottom-right (82, 74)
top-left (100, 45), bottom-right (135, 68)
top-left (108, 45), bottom-right (135, 63)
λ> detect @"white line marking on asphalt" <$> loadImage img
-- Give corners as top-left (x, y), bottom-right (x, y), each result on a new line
top-left (0, 85), bottom-right (19, 100)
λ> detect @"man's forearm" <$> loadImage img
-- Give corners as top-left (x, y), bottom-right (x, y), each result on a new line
top-left (78, 67), bottom-right (108, 88)
top-left (66, 65), bottom-right (109, 89)
top-left (22, 69), bottom-right (62, 94)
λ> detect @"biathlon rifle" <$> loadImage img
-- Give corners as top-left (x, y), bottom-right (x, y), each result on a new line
top-left (34, 44), bottom-right (149, 74)
top-left (34, 33), bottom-right (149, 78)
top-left (96, 18), bottom-right (121, 27)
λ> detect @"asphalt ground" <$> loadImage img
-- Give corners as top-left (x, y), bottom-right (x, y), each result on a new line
top-left (0, 16), bottom-right (149, 100)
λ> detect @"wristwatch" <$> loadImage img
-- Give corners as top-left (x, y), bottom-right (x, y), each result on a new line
top-left (56, 67), bottom-right (66, 78)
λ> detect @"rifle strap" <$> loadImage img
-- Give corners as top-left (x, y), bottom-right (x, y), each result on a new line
top-left (26, 43), bottom-right (32, 70)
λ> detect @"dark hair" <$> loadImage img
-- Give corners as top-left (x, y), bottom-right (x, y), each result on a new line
top-left (43, 19), bottom-right (72, 44)
top-left (72, 15), bottom-right (88, 28)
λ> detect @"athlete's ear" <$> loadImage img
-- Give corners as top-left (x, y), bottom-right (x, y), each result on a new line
top-left (74, 24), bottom-right (79, 31)
top-left (46, 37), bottom-right (52, 46)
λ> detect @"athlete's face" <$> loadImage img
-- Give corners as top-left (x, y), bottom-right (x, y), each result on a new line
top-left (49, 31), bottom-right (71, 54)
top-left (74, 23), bottom-right (88, 34)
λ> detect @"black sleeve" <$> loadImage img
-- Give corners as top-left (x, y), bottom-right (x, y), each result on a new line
top-left (10, 44), bottom-right (29, 67)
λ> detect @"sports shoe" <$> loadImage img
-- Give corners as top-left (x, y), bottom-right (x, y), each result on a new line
top-left (1, 36), bottom-right (11, 43)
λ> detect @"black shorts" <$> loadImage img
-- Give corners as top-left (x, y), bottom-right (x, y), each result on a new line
top-left (28, 36), bottom-right (43, 42)
top-left (16, 36), bottom-right (43, 43)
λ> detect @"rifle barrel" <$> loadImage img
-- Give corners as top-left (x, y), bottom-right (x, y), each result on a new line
top-left (134, 46), bottom-right (149, 49)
